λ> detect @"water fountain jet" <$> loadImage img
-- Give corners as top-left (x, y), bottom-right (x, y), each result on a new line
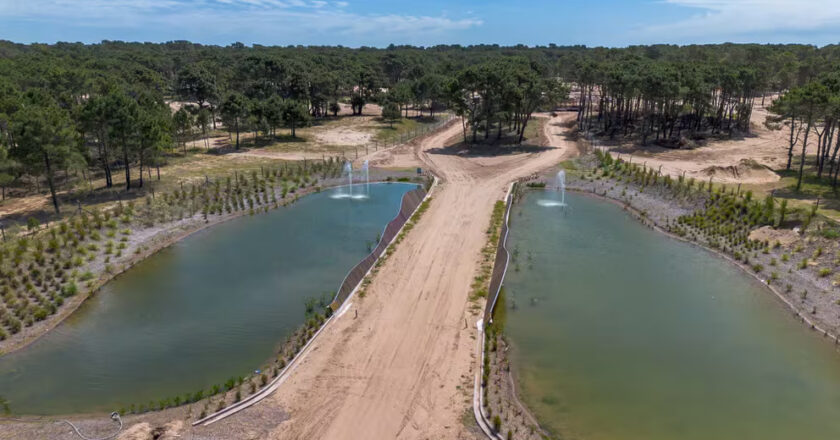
top-left (361, 160), bottom-right (370, 198)
top-left (332, 161), bottom-right (355, 199)
top-left (345, 160), bottom-right (353, 196)
top-left (537, 170), bottom-right (568, 209)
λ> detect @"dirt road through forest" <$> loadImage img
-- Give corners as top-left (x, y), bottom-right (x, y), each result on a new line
top-left (0, 113), bottom-right (577, 440)
top-left (194, 112), bottom-right (578, 440)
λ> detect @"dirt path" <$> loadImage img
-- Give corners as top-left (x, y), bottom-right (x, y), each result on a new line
top-left (186, 112), bottom-right (578, 440)
top-left (0, 113), bottom-right (577, 440)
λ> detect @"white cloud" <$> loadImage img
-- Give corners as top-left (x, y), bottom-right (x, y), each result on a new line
top-left (0, 0), bottom-right (482, 45)
top-left (644, 0), bottom-right (840, 41)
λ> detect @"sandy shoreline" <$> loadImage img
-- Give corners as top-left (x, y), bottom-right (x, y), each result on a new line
top-left (569, 185), bottom-right (840, 343)
top-left (482, 121), bottom-right (840, 439)
top-left (483, 176), bottom-right (840, 440)
top-left (565, 156), bottom-right (840, 337)
top-left (487, 178), bottom-right (840, 440)
top-left (6, 107), bottom-right (834, 440)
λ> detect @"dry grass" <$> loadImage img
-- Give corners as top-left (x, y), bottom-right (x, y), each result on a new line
top-left (0, 115), bottom-right (445, 229)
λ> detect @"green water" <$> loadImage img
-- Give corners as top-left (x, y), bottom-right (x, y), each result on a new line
top-left (0, 183), bottom-right (416, 415)
top-left (504, 191), bottom-right (840, 440)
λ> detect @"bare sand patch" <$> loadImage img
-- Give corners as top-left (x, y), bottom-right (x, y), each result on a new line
top-left (205, 112), bottom-right (575, 440)
top-left (117, 422), bottom-right (152, 440)
top-left (598, 101), bottom-right (814, 185)
top-left (0, 113), bottom-right (577, 440)
top-left (365, 140), bottom-right (423, 169)
top-left (700, 159), bottom-right (778, 184)
top-left (314, 126), bottom-right (373, 146)
top-left (338, 102), bottom-right (383, 116)
top-left (749, 226), bottom-right (800, 247)
top-left (243, 114), bottom-right (577, 440)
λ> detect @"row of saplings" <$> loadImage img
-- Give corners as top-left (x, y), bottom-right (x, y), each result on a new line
top-left (592, 149), bottom-right (803, 251)
top-left (117, 295), bottom-right (334, 417)
top-left (0, 159), bottom-right (345, 342)
top-left (482, 324), bottom-right (505, 438)
top-left (140, 159), bottom-right (345, 227)
top-left (482, 320), bottom-right (540, 440)
top-left (0, 205), bottom-right (136, 340)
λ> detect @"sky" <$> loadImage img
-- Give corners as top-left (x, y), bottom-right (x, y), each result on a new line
top-left (0, 0), bottom-right (838, 48)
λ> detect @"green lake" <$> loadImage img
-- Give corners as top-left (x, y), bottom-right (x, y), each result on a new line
top-left (0, 183), bottom-right (416, 415)
top-left (504, 190), bottom-right (840, 440)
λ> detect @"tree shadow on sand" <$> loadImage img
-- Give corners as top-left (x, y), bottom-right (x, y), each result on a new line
top-left (426, 141), bottom-right (554, 158)
top-left (208, 134), bottom-right (308, 156)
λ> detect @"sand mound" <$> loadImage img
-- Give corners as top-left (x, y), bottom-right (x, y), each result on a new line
top-left (701, 159), bottom-right (778, 184)
top-left (117, 422), bottom-right (152, 440)
top-left (749, 226), bottom-right (799, 247)
top-left (115, 420), bottom-right (183, 440)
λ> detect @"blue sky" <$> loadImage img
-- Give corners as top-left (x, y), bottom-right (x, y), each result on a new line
top-left (0, 0), bottom-right (838, 47)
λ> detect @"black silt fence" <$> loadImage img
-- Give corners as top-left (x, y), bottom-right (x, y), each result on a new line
top-left (332, 185), bottom-right (427, 308)
top-left (483, 187), bottom-right (514, 325)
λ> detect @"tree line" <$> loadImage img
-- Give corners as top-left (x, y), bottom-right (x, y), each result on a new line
top-left (1, 41), bottom-right (839, 215)
top-left (768, 72), bottom-right (840, 191)
top-left (573, 59), bottom-right (761, 143)
top-left (568, 45), bottom-right (838, 146)
top-left (446, 58), bottom-right (568, 144)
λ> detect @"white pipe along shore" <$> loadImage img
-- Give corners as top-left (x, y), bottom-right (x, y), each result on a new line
top-left (192, 177), bottom-right (438, 426)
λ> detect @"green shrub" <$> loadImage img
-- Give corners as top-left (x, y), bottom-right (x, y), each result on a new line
top-left (62, 282), bottom-right (79, 297)
top-left (820, 229), bottom-right (840, 239)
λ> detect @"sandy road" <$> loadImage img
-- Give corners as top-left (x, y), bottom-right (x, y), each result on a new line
top-left (0, 113), bottom-right (576, 440)
top-left (188, 113), bottom-right (578, 440)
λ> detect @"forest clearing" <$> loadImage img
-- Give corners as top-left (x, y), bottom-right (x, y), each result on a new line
top-left (2, 10), bottom-right (840, 440)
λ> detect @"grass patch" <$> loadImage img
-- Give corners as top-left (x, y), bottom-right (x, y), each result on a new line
top-left (470, 199), bottom-right (508, 303)
top-left (374, 115), bottom-right (447, 144)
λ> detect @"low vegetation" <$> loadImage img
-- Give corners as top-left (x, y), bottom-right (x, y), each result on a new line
top-left (118, 293), bottom-right (333, 417)
top-left (589, 149), bottom-right (807, 252)
top-left (0, 159), bottom-right (341, 346)
top-left (469, 200), bottom-right (507, 304)
top-left (581, 148), bottom-right (840, 336)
